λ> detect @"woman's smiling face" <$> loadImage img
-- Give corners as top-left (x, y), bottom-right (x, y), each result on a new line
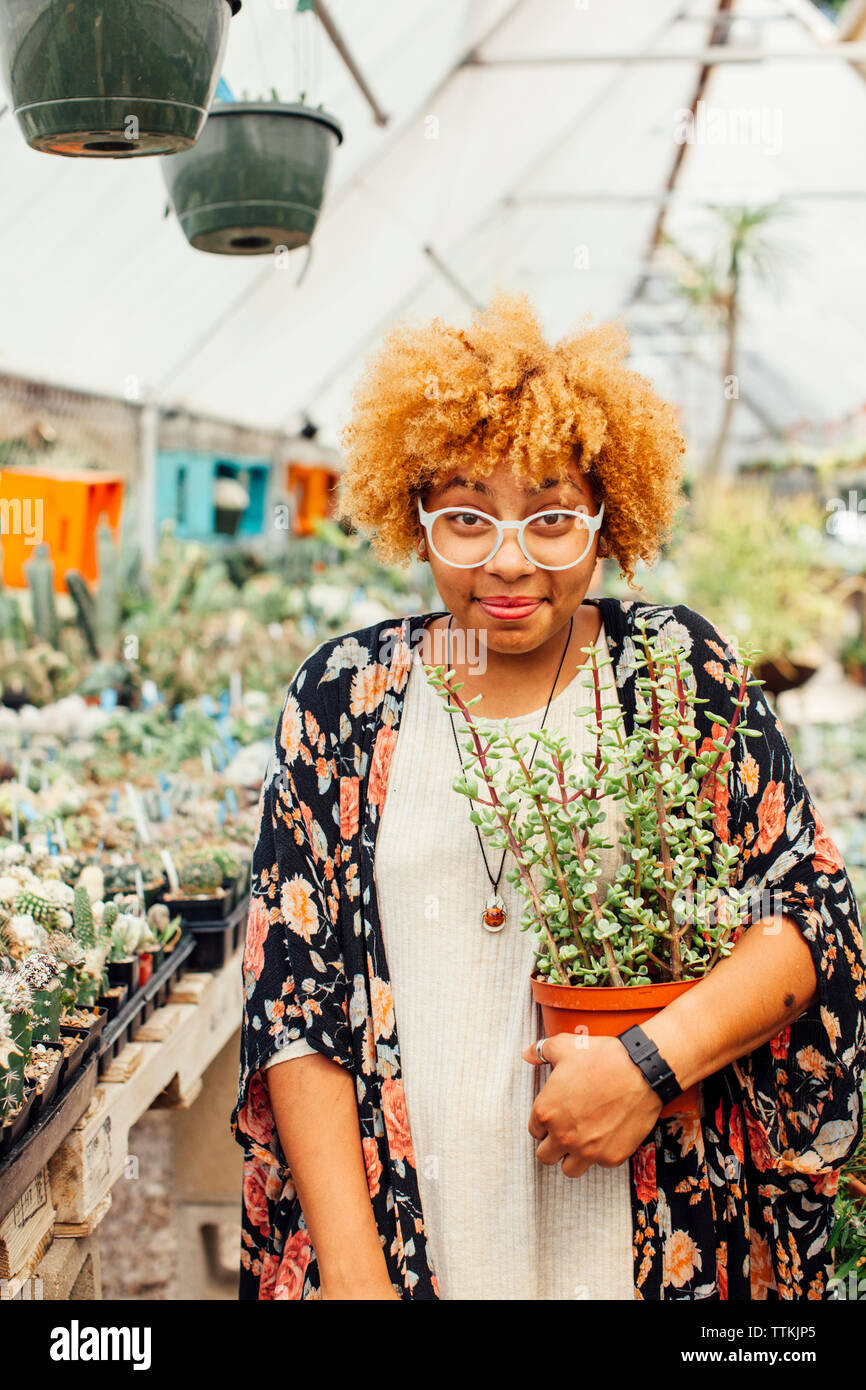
top-left (419, 457), bottom-right (605, 655)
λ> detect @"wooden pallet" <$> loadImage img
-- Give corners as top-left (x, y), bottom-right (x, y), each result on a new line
top-left (0, 1168), bottom-right (55, 1285)
top-left (48, 946), bottom-right (243, 1227)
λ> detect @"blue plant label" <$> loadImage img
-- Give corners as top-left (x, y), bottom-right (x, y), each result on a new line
top-left (100, 688), bottom-right (118, 711)
top-left (160, 795), bottom-right (171, 821)
top-left (199, 694), bottom-right (218, 717)
top-left (110, 791), bottom-right (119, 813)
top-left (217, 801), bottom-right (227, 826)
top-left (158, 772), bottom-right (170, 792)
top-left (18, 801), bottom-right (37, 821)
top-left (141, 679), bottom-right (160, 708)
top-left (225, 787), bottom-right (239, 815)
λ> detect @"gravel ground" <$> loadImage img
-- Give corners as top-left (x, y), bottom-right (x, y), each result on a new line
top-left (98, 1111), bottom-right (177, 1300)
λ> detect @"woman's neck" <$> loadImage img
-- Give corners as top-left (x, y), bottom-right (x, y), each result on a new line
top-left (418, 601), bottom-right (603, 719)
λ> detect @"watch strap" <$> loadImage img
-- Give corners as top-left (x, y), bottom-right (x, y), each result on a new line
top-left (617, 1024), bottom-right (682, 1105)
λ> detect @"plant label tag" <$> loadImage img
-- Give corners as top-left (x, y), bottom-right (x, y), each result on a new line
top-left (217, 801), bottom-right (227, 826)
top-left (230, 670), bottom-right (242, 709)
top-left (135, 867), bottom-right (146, 903)
top-left (160, 850), bottom-right (180, 894)
top-left (225, 787), bottom-right (238, 816)
top-left (201, 748), bottom-right (214, 776)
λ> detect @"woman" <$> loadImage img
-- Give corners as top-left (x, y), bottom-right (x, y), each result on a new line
top-left (232, 290), bottom-right (866, 1301)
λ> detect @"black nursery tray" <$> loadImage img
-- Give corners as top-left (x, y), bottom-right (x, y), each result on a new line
top-left (60, 1005), bottom-right (108, 1060)
top-left (97, 929), bottom-right (196, 1074)
top-left (163, 889), bottom-right (233, 922)
top-left (185, 891), bottom-right (250, 970)
top-left (0, 1058), bottom-right (98, 1221)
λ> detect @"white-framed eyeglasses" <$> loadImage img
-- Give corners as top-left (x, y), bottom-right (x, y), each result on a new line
top-left (417, 497), bottom-right (605, 571)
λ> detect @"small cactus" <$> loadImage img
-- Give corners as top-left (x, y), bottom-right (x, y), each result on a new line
top-left (25, 544), bottom-right (59, 648)
top-left (76, 865), bottom-right (105, 905)
top-left (13, 889), bottom-right (62, 931)
top-left (102, 901), bottom-right (119, 930)
top-left (72, 885), bottom-right (96, 948)
top-left (178, 854), bottom-right (223, 898)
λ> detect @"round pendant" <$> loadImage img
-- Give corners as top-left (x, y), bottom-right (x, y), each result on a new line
top-left (482, 893), bottom-right (507, 933)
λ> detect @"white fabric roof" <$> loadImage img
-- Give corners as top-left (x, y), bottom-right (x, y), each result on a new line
top-left (0, 0), bottom-right (863, 457)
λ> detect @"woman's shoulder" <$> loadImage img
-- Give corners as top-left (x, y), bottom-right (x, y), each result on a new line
top-left (612, 596), bottom-right (739, 658)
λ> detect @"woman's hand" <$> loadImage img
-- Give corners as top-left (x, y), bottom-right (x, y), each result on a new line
top-left (521, 1033), bottom-right (661, 1178)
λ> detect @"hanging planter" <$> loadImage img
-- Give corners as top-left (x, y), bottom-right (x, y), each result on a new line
top-left (0, 0), bottom-right (241, 158)
top-left (162, 101), bottom-right (343, 255)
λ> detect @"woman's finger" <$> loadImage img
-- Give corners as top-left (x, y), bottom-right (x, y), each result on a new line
top-left (560, 1152), bottom-right (591, 1180)
top-left (534, 1132), bottom-right (567, 1166)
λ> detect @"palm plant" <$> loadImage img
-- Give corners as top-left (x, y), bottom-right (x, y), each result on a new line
top-left (661, 202), bottom-right (801, 481)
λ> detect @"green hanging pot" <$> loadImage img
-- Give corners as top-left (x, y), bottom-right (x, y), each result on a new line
top-left (0, 0), bottom-right (241, 158)
top-left (162, 101), bottom-right (343, 256)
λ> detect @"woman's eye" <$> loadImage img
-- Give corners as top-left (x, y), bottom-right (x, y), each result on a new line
top-left (455, 512), bottom-right (488, 527)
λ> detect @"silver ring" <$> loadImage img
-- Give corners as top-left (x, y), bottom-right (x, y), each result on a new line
top-left (535, 1037), bottom-right (548, 1064)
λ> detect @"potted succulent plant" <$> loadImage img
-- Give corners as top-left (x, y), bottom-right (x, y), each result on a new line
top-left (20, 950), bottom-right (63, 1042)
top-left (162, 90), bottom-right (343, 255)
top-left (165, 852), bottom-right (231, 920)
top-left (146, 903), bottom-right (182, 958)
top-left (0, 0), bottom-right (241, 157)
top-left (0, 969), bottom-right (32, 1103)
top-left (0, 1004), bottom-right (36, 1156)
top-left (212, 845), bottom-right (243, 906)
top-left (425, 619), bottom-right (763, 1118)
top-left (105, 905), bottom-right (142, 996)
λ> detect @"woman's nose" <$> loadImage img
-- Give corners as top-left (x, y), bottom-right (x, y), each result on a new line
top-left (482, 529), bottom-right (536, 580)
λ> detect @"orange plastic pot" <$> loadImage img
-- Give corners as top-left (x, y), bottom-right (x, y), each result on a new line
top-left (530, 974), bottom-right (702, 1118)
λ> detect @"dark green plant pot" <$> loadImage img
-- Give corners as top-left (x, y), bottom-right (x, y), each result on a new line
top-left (162, 102), bottom-right (343, 255)
top-left (0, 0), bottom-right (241, 158)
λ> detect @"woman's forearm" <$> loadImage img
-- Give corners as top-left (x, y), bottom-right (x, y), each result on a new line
top-left (641, 914), bottom-right (819, 1093)
top-left (265, 1052), bottom-right (397, 1296)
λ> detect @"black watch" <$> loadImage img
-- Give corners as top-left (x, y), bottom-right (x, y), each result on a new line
top-left (616, 1025), bottom-right (682, 1106)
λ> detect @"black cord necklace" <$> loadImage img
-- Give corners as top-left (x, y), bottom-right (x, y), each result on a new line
top-left (446, 612), bottom-right (574, 932)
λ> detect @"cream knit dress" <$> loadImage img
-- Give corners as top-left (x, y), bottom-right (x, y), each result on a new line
top-left (265, 624), bottom-right (635, 1301)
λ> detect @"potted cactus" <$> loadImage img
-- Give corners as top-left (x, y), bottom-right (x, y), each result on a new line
top-left (165, 852), bottom-right (230, 920)
top-left (212, 845), bottom-right (243, 905)
top-left (0, 1004), bottom-right (35, 1156)
top-left (424, 618), bottom-right (763, 1118)
top-left (0, 969), bottom-right (32, 1104)
top-left (20, 951), bottom-right (62, 1042)
top-left (0, 0), bottom-right (241, 158)
top-left (105, 905), bottom-right (142, 995)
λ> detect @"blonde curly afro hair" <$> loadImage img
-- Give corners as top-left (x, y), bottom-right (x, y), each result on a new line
top-left (335, 288), bottom-right (686, 589)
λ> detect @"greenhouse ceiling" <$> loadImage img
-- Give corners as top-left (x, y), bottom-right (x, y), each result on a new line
top-left (0, 0), bottom-right (864, 451)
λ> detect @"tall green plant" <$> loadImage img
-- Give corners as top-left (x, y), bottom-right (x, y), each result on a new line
top-left (424, 620), bottom-right (762, 987)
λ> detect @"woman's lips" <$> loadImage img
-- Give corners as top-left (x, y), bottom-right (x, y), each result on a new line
top-left (476, 597), bottom-right (543, 620)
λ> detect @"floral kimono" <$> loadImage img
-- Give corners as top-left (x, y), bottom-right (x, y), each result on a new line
top-left (231, 596), bottom-right (866, 1300)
